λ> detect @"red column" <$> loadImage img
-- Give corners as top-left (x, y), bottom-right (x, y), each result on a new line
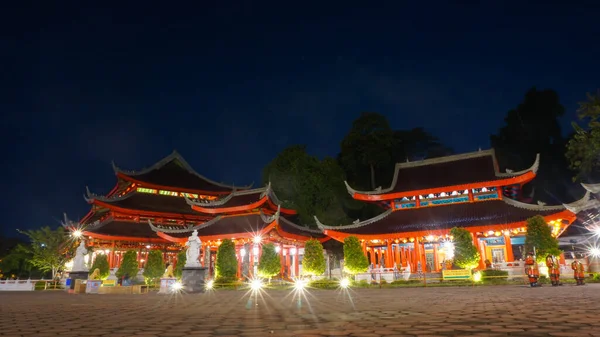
top-left (433, 244), bottom-right (439, 271)
top-left (279, 244), bottom-right (285, 276)
top-left (294, 247), bottom-right (299, 276)
top-left (385, 240), bottom-right (394, 268)
top-left (472, 233), bottom-right (485, 269)
top-left (504, 234), bottom-right (514, 262)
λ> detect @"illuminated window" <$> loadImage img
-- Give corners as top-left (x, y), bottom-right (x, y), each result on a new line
top-left (159, 190), bottom-right (179, 197)
top-left (182, 193), bottom-right (199, 198)
top-left (137, 187), bottom-right (157, 194)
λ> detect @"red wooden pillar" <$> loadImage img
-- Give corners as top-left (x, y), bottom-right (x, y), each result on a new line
top-left (279, 244), bottom-right (285, 276)
top-left (504, 233), bottom-right (514, 262)
top-left (294, 247), bottom-right (300, 277)
top-left (472, 233), bottom-right (485, 269)
top-left (433, 243), bottom-right (439, 271)
top-left (386, 241), bottom-right (393, 268)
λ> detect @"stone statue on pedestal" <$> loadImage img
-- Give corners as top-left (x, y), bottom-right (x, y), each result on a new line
top-left (72, 241), bottom-right (89, 272)
top-left (163, 265), bottom-right (175, 278)
top-left (184, 230), bottom-right (202, 268)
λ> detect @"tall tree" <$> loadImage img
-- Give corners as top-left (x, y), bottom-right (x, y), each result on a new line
top-left (392, 127), bottom-right (454, 162)
top-left (339, 112), bottom-right (395, 190)
top-left (18, 227), bottom-right (75, 279)
top-left (566, 90), bottom-right (600, 181)
top-left (263, 145), bottom-right (351, 226)
top-left (525, 215), bottom-right (561, 263)
top-left (0, 244), bottom-right (34, 278)
top-left (491, 87), bottom-right (570, 202)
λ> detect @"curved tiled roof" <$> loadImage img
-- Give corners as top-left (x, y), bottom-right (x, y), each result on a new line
top-left (113, 151), bottom-right (253, 192)
top-left (345, 149), bottom-right (539, 195)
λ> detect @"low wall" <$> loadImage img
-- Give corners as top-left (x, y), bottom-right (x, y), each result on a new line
top-left (0, 279), bottom-right (36, 291)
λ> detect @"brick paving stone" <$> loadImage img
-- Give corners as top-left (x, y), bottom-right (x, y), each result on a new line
top-left (2, 284), bottom-right (600, 336)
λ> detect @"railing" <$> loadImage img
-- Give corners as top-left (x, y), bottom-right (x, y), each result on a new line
top-left (0, 279), bottom-right (64, 291)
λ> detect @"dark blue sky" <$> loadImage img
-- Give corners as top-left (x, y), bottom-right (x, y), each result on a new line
top-left (2, 2), bottom-right (599, 236)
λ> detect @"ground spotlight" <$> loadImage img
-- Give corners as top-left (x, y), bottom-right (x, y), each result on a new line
top-left (72, 229), bottom-right (83, 238)
top-left (250, 278), bottom-right (263, 291)
top-left (472, 271), bottom-right (482, 282)
top-left (172, 282), bottom-right (183, 291)
top-left (590, 247), bottom-right (600, 258)
top-left (206, 280), bottom-right (214, 290)
top-left (339, 278), bottom-right (350, 289)
top-left (294, 278), bottom-right (308, 290)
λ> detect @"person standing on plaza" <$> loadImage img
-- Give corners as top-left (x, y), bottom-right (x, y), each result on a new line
top-left (546, 254), bottom-right (561, 286)
top-left (525, 252), bottom-right (540, 287)
top-left (571, 260), bottom-right (585, 286)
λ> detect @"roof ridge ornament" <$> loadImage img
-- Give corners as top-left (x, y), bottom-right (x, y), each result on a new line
top-left (496, 153), bottom-right (540, 178)
top-left (259, 205), bottom-right (280, 223)
top-left (83, 186), bottom-right (134, 203)
top-left (562, 191), bottom-right (598, 213)
top-left (581, 183), bottom-right (600, 194)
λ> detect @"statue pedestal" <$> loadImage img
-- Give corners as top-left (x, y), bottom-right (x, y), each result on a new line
top-left (182, 267), bottom-right (207, 293)
top-left (158, 278), bottom-right (178, 294)
top-left (86, 280), bottom-right (102, 294)
top-left (69, 271), bottom-right (89, 290)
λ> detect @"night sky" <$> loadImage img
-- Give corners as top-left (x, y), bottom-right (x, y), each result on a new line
top-left (2, 2), bottom-right (599, 236)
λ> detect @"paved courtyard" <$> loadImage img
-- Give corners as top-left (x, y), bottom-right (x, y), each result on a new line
top-left (1, 284), bottom-right (600, 337)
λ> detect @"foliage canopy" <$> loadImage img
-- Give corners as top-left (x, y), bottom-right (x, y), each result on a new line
top-left (263, 145), bottom-right (352, 226)
top-left (174, 250), bottom-right (186, 279)
top-left (116, 250), bottom-right (139, 279)
top-left (343, 236), bottom-right (368, 274)
top-left (215, 239), bottom-right (238, 279)
top-left (18, 226), bottom-right (75, 279)
top-left (302, 239), bottom-right (326, 276)
top-left (258, 243), bottom-right (281, 279)
top-left (566, 90), bottom-right (600, 181)
top-left (450, 227), bottom-right (480, 270)
top-left (525, 215), bottom-right (561, 262)
top-left (89, 254), bottom-right (110, 280)
top-left (143, 250), bottom-right (165, 285)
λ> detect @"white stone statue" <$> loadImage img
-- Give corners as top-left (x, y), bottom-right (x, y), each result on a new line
top-left (72, 241), bottom-right (89, 272)
top-left (184, 230), bottom-right (202, 268)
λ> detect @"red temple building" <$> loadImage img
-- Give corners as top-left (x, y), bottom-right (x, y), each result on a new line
top-left (315, 149), bottom-right (594, 272)
top-left (70, 151), bottom-right (326, 278)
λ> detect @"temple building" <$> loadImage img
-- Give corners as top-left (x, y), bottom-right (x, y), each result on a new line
top-left (316, 149), bottom-right (595, 272)
top-left (67, 151), bottom-right (326, 278)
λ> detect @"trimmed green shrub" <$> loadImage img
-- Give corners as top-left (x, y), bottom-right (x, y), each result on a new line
top-left (343, 236), bottom-right (369, 274)
top-left (525, 215), bottom-right (561, 263)
top-left (450, 227), bottom-right (480, 270)
top-left (258, 243), bottom-right (281, 280)
top-left (143, 250), bottom-right (165, 285)
top-left (116, 250), bottom-right (139, 279)
top-left (89, 254), bottom-right (110, 280)
top-left (481, 269), bottom-right (508, 281)
top-left (215, 239), bottom-right (238, 280)
top-left (308, 279), bottom-right (339, 289)
top-left (174, 250), bottom-right (186, 279)
top-left (302, 239), bottom-right (326, 276)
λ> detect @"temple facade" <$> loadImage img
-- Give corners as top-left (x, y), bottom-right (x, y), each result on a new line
top-left (316, 149), bottom-right (596, 272)
top-left (66, 151), bottom-right (326, 279)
